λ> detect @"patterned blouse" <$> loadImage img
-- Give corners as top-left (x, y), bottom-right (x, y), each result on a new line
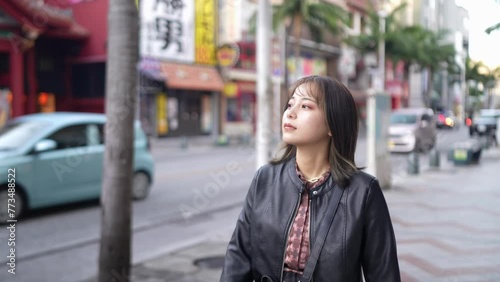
top-left (283, 164), bottom-right (331, 274)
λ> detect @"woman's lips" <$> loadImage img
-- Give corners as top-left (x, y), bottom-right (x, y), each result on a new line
top-left (283, 123), bottom-right (296, 130)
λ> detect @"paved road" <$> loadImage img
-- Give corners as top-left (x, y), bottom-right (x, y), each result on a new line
top-left (121, 146), bottom-right (500, 282)
top-left (0, 127), bottom-right (470, 282)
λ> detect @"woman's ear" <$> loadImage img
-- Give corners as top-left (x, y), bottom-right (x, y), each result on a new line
top-left (328, 132), bottom-right (332, 137)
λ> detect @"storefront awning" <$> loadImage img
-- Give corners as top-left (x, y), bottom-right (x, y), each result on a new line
top-left (160, 63), bottom-right (224, 92)
top-left (138, 58), bottom-right (164, 82)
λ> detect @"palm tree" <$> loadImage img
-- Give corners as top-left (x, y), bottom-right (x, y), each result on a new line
top-left (406, 28), bottom-right (456, 107)
top-left (344, 3), bottom-right (407, 57)
top-left (485, 0), bottom-right (500, 34)
top-left (98, 0), bottom-right (138, 281)
top-left (271, 0), bottom-right (348, 91)
top-left (345, 4), bottom-right (457, 107)
top-left (464, 58), bottom-right (500, 112)
top-left (344, 3), bottom-right (415, 104)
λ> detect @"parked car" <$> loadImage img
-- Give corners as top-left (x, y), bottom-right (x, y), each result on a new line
top-left (0, 112), bottom-right (154, 221)
top-left (469, 116), bottom-right (497, 136)
top-left (388, 108), bottom-right (437, 153)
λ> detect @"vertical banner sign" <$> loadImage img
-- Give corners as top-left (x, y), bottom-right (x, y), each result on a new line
top-left (156, 93), bottom-right (168, 135)
top-left (140, 0), bottom-right (195, 62)
top-left (195, 0), bottom-right (216, 65)
top-left (0, 90), bottom-right (10, 127)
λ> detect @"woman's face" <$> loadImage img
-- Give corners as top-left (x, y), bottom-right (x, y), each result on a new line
top-left (282, 83), bottom-right (330, 146)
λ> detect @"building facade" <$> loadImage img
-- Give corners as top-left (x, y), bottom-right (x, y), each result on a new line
top-left (139, 0), bottom-right (224, 138)
top-left (0, 0), bottom-right (91, 126)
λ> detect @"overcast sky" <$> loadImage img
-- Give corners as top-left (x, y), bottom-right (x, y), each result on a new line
top-left (455, 0), bottom-right (500, 68)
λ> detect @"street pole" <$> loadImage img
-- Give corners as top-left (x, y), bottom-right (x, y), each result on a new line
top-left (367, 11), bottom-right (386, 177)
top-left (367, 11), bottom-right (392, 188)
top-left (378, 14), bottom-right (386, 94)
top-left (256, 0), bottom-right (272, 168)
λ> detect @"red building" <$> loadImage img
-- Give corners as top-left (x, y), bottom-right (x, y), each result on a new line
top-left (0, 0), bottom-right (108, 119)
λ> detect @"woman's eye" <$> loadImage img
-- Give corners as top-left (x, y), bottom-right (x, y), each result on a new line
top-left (302, 104), bottom-right (310, 109)
top-left (287, 103), bottom-right (292, 108)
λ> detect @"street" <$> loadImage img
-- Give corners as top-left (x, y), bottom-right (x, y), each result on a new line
top-left (0, 126), bottom-right (475, 282)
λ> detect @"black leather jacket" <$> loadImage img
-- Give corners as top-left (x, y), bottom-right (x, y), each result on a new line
top-left (220, 158), bottom-right (401, 282)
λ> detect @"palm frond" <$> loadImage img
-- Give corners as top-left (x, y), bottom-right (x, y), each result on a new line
top-left (485, 22), bottom-right (500, 34)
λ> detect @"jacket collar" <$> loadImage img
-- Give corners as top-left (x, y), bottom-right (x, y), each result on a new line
top-left (286, 157), bottom-right (336, 197)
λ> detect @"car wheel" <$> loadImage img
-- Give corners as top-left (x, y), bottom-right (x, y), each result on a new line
top-left (0, 187), bottom-right (25, 222)
top-left (132, 172), bottom-right (150, 200)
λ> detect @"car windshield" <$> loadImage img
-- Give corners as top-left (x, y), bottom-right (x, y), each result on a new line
top-left (0, 120), bottom-right (49, 150)
top-left (391, 114), bottom-right (417, 124)
top-left (474, 117), bottom-right (496, 125)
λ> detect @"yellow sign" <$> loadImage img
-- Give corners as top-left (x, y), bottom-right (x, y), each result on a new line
top-left (195, 0), bottom-right (216, 65)
top-left (156, 93), bottom-right (168, 135)
top-left (223, 83), bottom-right (238, 98)
top-left (217, 44), bottom-right (240, 67)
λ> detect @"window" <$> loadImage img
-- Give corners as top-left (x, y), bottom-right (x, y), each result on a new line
top-left (72, 63), bottom-right (106, 98)
top-left (87, 124), bottom-right (104, 145)
top-left (360, 16), bottom-right (366, 33)
top-left (237, 42), bottom-right (256, 70)
top-left (48, 124), bottom-right (88, 149)
top-left (227, 98), bottom-right (238, 122)
top-left (97, 124), bottom-right (105, 144)
top-left (0, 120), bottom-right (49, 150)
top-left (348, 12), bottom-right (354, 29)
top-left (390, 114), bottom-right (417, 124)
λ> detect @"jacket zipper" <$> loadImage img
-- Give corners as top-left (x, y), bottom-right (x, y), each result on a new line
top-left (280, 187), bottom-right (303, 282)
top-left (308, 192), bottom-right (314, 282)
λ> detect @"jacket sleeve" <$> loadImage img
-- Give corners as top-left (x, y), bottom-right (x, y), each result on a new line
top-left (361, 178), bottom-right (401, 282)
top-left (220, 168), bottom-right (261, 282)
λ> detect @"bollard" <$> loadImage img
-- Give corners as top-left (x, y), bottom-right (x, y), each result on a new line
top-left (429, 148), bottom-right (440, 168)
top-left (216, 135), bottom-right (229, 146)
top-left (180, 135), bottom-right (188, 150)
top-left (407, 151), bottom-right (420, 175)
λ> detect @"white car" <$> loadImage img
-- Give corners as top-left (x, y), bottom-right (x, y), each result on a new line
top-left (388, 108), bottom-right (437, 153)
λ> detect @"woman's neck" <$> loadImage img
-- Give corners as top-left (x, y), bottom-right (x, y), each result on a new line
top-left (295, 144), bottom-right (330, 180)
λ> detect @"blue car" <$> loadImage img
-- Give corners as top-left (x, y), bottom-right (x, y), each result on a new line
top-left (0, 112), bottom-right (154, 221)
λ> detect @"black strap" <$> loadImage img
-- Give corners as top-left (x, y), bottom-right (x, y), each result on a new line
top-left (299, 185), bottom-right (344, 282)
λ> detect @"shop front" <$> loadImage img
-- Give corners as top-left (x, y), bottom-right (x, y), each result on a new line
top-left (139, 61), bottom-right (224, 138)
top-left (222, 81), bottom-right (256, 139)
top-left (0, 0), bottom-right (89, 121)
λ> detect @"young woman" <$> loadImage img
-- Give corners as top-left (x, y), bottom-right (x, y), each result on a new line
top-left (220, 76), bottom-right (400, 282)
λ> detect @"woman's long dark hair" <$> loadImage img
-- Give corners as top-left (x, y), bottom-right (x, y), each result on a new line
top-left (271, 75), bottom-right (359, 188)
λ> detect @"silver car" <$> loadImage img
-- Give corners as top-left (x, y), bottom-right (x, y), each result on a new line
top-left (388, 108), bottom-right (437, 153)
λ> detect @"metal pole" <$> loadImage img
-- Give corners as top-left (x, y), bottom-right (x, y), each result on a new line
top-left (256, 0), bottom-right (271, 168)
top-left (366, 88), bottom-right (376, 176)
top-left (378, 13), bottom-right (386, 94)
top-left (367, 12), bottom-right (387, 177)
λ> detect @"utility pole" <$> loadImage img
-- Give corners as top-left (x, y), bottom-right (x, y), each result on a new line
top-left (256, 0), bottom-right (272, 168)
top-left (367, 10), bottom-right (392, 189)
top-left (367, 11), bottom-right (387, 177)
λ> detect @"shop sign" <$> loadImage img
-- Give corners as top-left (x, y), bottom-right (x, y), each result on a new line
top-left (223, 82), bottom-right (238, 97)
top-left (195, 0), bottom-right (216, 65)
top-left (217, 44), bottom-right (240, 67)
top-left (140, 0), bottom-right (195, 63)
top-left (156, 93), bottom-right (168, 135)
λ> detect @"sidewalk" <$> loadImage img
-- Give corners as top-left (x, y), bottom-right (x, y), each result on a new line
top-left (103, 147), bottom-right (500, 282)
